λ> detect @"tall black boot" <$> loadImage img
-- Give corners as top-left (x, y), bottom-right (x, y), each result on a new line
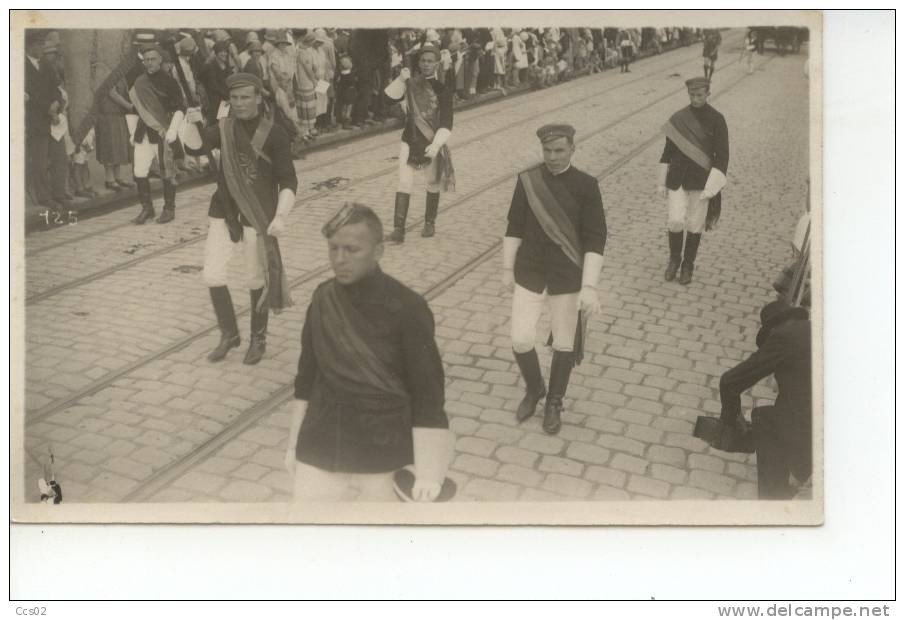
top-left (664, 231), bottom-right (684, 282)
top-left (157, 179), bottom-right (176, 223)
top-left (132, 178), bottom-right (155, 225)
top-left (243, 287), bottom-right (269, 365)
top-left (422, 191), bottom-right (440, 237)
top-left (513, 349), bottom-right (546, 422)
top-left (543, 351), bottom-right (574, 435)
top-left (207, 286), bottom-right (240, 362)
top-left (386, 192), bottom-right (410, 244)
top-left (679, 232), bottom-right (702, 285)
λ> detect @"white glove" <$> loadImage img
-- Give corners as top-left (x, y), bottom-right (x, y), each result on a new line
top-left (166, 110), bottom-right (184, 144)
top-left (185, 107), bottom-right (203, 124)
top-left (267, 214), bottom-right (286, 237)
top-left (425, 128), bottom-right (451, 159)
top-left (384, 73), bottom-right (407, 99)
top-left (579, 252), bottom-right (604, 314)
top-left (412, 427), bottom-right (453, 502)
top-left (700, 167), bottom-right (727, 201)
top-left (424, 143), bottom-right (441, 159)
top-left (656, 163), bottom-right (668, 198)
top-left (501, 236), bottom-right (522, 293)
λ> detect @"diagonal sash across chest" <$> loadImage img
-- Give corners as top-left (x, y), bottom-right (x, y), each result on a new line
top-left (519, 166), bottom-right (583, 268)
top-left (310, 280), bottom-right (410, 408)
top-left (662, 106), bottom-right (713, 171)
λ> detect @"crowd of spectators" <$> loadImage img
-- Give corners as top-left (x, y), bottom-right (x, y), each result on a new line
top-left (25, 26), bottom-right (706, 212)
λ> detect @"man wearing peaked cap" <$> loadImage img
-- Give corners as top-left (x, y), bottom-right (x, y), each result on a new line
top-left (383, 42), bottom-right (456, 243)
top-left (503, 123), bottom-right (608, 435)
top-left (127, 41), bottom-right (186, 224)
top-left (286, 202), bottom-right (452, 502)
top-left (657, 76), bottom-right (729, 285)
top-left (197, 71), bottom-right (298, 366)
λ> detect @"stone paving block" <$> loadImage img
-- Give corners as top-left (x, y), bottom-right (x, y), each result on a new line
top-left (652, 417), bottom-right (694, 435)
top-left (603, 367), bottom-right (644, 384)
top-left (663, 391), bottom-right (702, 409)
top-left (647, 444), bottom-right (687, 467)
top-left (671, 486), bottom-right (715, 500)
top-left (132, 446), bottom-right (177, 469)
top-left (463, 478), bottom-right (520, 502)
top-left (174, 471), bottom-right (229, 494)
top-left (453, 453), bottom-right (500, 478)
top-left (71, 449), bottom-right (109, 465)
top-left (585, 416), bottom-right (624, 435)
top-left (592, 485), bottom-right (631, 501)
top-left (609, 453), bottom-right (649, 475)
top-left (461, 392), bottom-right (505, 410)
top-left (200, 456), bottom-right (243, 476)
top-left (69, 429), bottom-right (113, 450)
top-left (650, 463), bottom-right (688, 485)
top-left (449, 379), bottom-right (489, 394)
top-left (251, 448), bottom-right (285, 470)
top-left (153, 488), bottom-right (194, 502)
top-left (612, 408), bottom-right (653, 426)
top-left (103, 423), bottom-right (143, 440)
top-left (688, 453), bottom-right (726, 474)
top-left (497, 464), bottom-right (543, 488)
top-left (260, 470), bottom-right (292, 493)
top-left (476, 423), bottom-right (523, 445)
top-left (565, 442), bottom-right (611, 466)
top-left (726, 462), bottom-right (757, 482)
top-left (131, 390), bottom-right (173, 406)
top-left (483, 371), bottom-right (519, 386)
top-left (447, 365), bottom-right (484, 381)
top-left (689, 470), bottom-right (736, 496)
top-left (582, 376), bottom-right (624, 393)
top-left (241, 427), bottom-right (285, 447)
top-left (91, 472), bottom-right (139, 496)
top-left (626, 398), bottom-right (664, 416)
top-left (495, 445), bottom-right (540, 468)
top-left (446, 400), bottom-right (482, 419)
top-left (557, 425), bottom-right (597, 443)
top-left (232, 462), bottom-right (270, 482)
top-left (107, 457), bottom-right (153, 481)
top-left (519, 433), bottom-right (565, 455)
top-left (584, 466), bottom-right (627, 489)
top-left (60, 461), bottom-right (99, 483)
top-left (625, 424), bottom-right (663, 445)
top-left (664, 432), bottom-right (708, 454)
top-left (539, 455), bottom-right (583, 477)
top-left (573, 400), bottom-right (613, 417)
top-left (456, 436), bottom-right (497, 458)
top-left (597, 433), bottom-right (646, 457)
top-left (624, 384), bottom-right (662, 402)
top-left (219, 480), bottom-right (273, 502)
top-left (490, 384), bottom-right (525, 400)
top-left (105, 439), bottom-right (139, 457)
top-left (520, 488), bottom-right (568, 501)
top-left (135, 430), bottom-right (174, 449)
top-left (627, 474), bottom-right (671, 499)
top-left (735, 482), bottom-right (758, 499)
top-left (542, 474), bottom-right (592, 499)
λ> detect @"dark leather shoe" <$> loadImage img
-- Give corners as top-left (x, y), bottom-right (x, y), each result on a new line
top-left (516, 386), bottom-right (547, 422)
top-left (386, 227), bottom-right (405, 244)
top-left (207, 332), bottom-right (240, 362)
top-left (421, 221), bottom-right (435, 238)
top-left (542, 396), bottom-right (563, 435)
top-left (243, 336), bottom-right (266, 365)
top-left (156, 208), bottom-right (175, 224)
top-left (678, 262), bottom-right (694, 285)
top-left (132, 205), bottom-right (155, 225)
top-left (664, 256), bottom-right (681, 282)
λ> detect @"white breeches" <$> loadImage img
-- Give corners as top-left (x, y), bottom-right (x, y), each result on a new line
top-left (133, 137), bottom-right (162, 179)
top-left (203, 217), bottom-right (265, 289)
top-left (397, 142), bottom-right (441, 194)
top-left (667, 188), bottom-right (708, 234)
top-left (292, 461), bottom-right (397, 502)
top-left (511, 284), bottom-right (579, 353)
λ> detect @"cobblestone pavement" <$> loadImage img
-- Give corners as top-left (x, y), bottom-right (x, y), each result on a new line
top-left (21, 31), bottom-right (812, 504)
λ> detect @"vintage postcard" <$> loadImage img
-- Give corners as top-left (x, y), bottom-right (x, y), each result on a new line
top-left (11, 9), bottom-right (823, 525)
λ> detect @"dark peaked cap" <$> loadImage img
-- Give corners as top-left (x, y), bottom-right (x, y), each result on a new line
top-left (536, 123), bottom-right (576, 143)
top-left (226, 72), bottom-right (264, 92)
top-left (685, 76), bottom-right (710, 90)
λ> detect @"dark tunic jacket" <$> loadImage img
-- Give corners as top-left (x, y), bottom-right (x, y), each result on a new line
top-left (202, 115), bottom-right (298, 226)
top-left (385, 72), bottom-right (454, 166)
top-left (659, 103), bottom-right (729, 191)
top-left (25, 56), bottom-right (64, 137)
top-left (294, 269), bottom-right (449, 473)
top-left (505, 165), bottom-right (607, 295)
top-left (719, 309), bottom-right (811, 432)
top-left (132, 70), bottom-right (186, 145)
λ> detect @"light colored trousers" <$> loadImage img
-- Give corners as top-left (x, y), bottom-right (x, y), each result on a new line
top-left (397, 142), bottom-right (441, 194)
top-left (133, 136), bottom-right (163, 179)
top-left (511, 284), bottom-right (579, 354)
top-left (667, 188), bottom-right (708, 234)
top-left (203, 217), bottom-right (265, 289)
top-left (292, 461), bottom-right (397, 502)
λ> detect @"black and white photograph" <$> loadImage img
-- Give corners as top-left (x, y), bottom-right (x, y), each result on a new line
top-left (11, 9), bottom-right (824, 525)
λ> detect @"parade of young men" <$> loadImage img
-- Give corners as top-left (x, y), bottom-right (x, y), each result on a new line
top-left (286, 203), bottom-right (452, 502)
top-left (195, 72), bottom-right (298, 366)
top-left (383, 43), bottom-right (455, 243)
top-left (128, 44), bottom-right (186, 224)
top-left (503, 124), bottom-right (607, 436)
top-left (657, 76), bottom-right (729, 285)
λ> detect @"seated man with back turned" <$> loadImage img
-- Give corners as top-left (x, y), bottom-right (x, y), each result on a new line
top-left (286, 203), bottom-right (452, 502)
